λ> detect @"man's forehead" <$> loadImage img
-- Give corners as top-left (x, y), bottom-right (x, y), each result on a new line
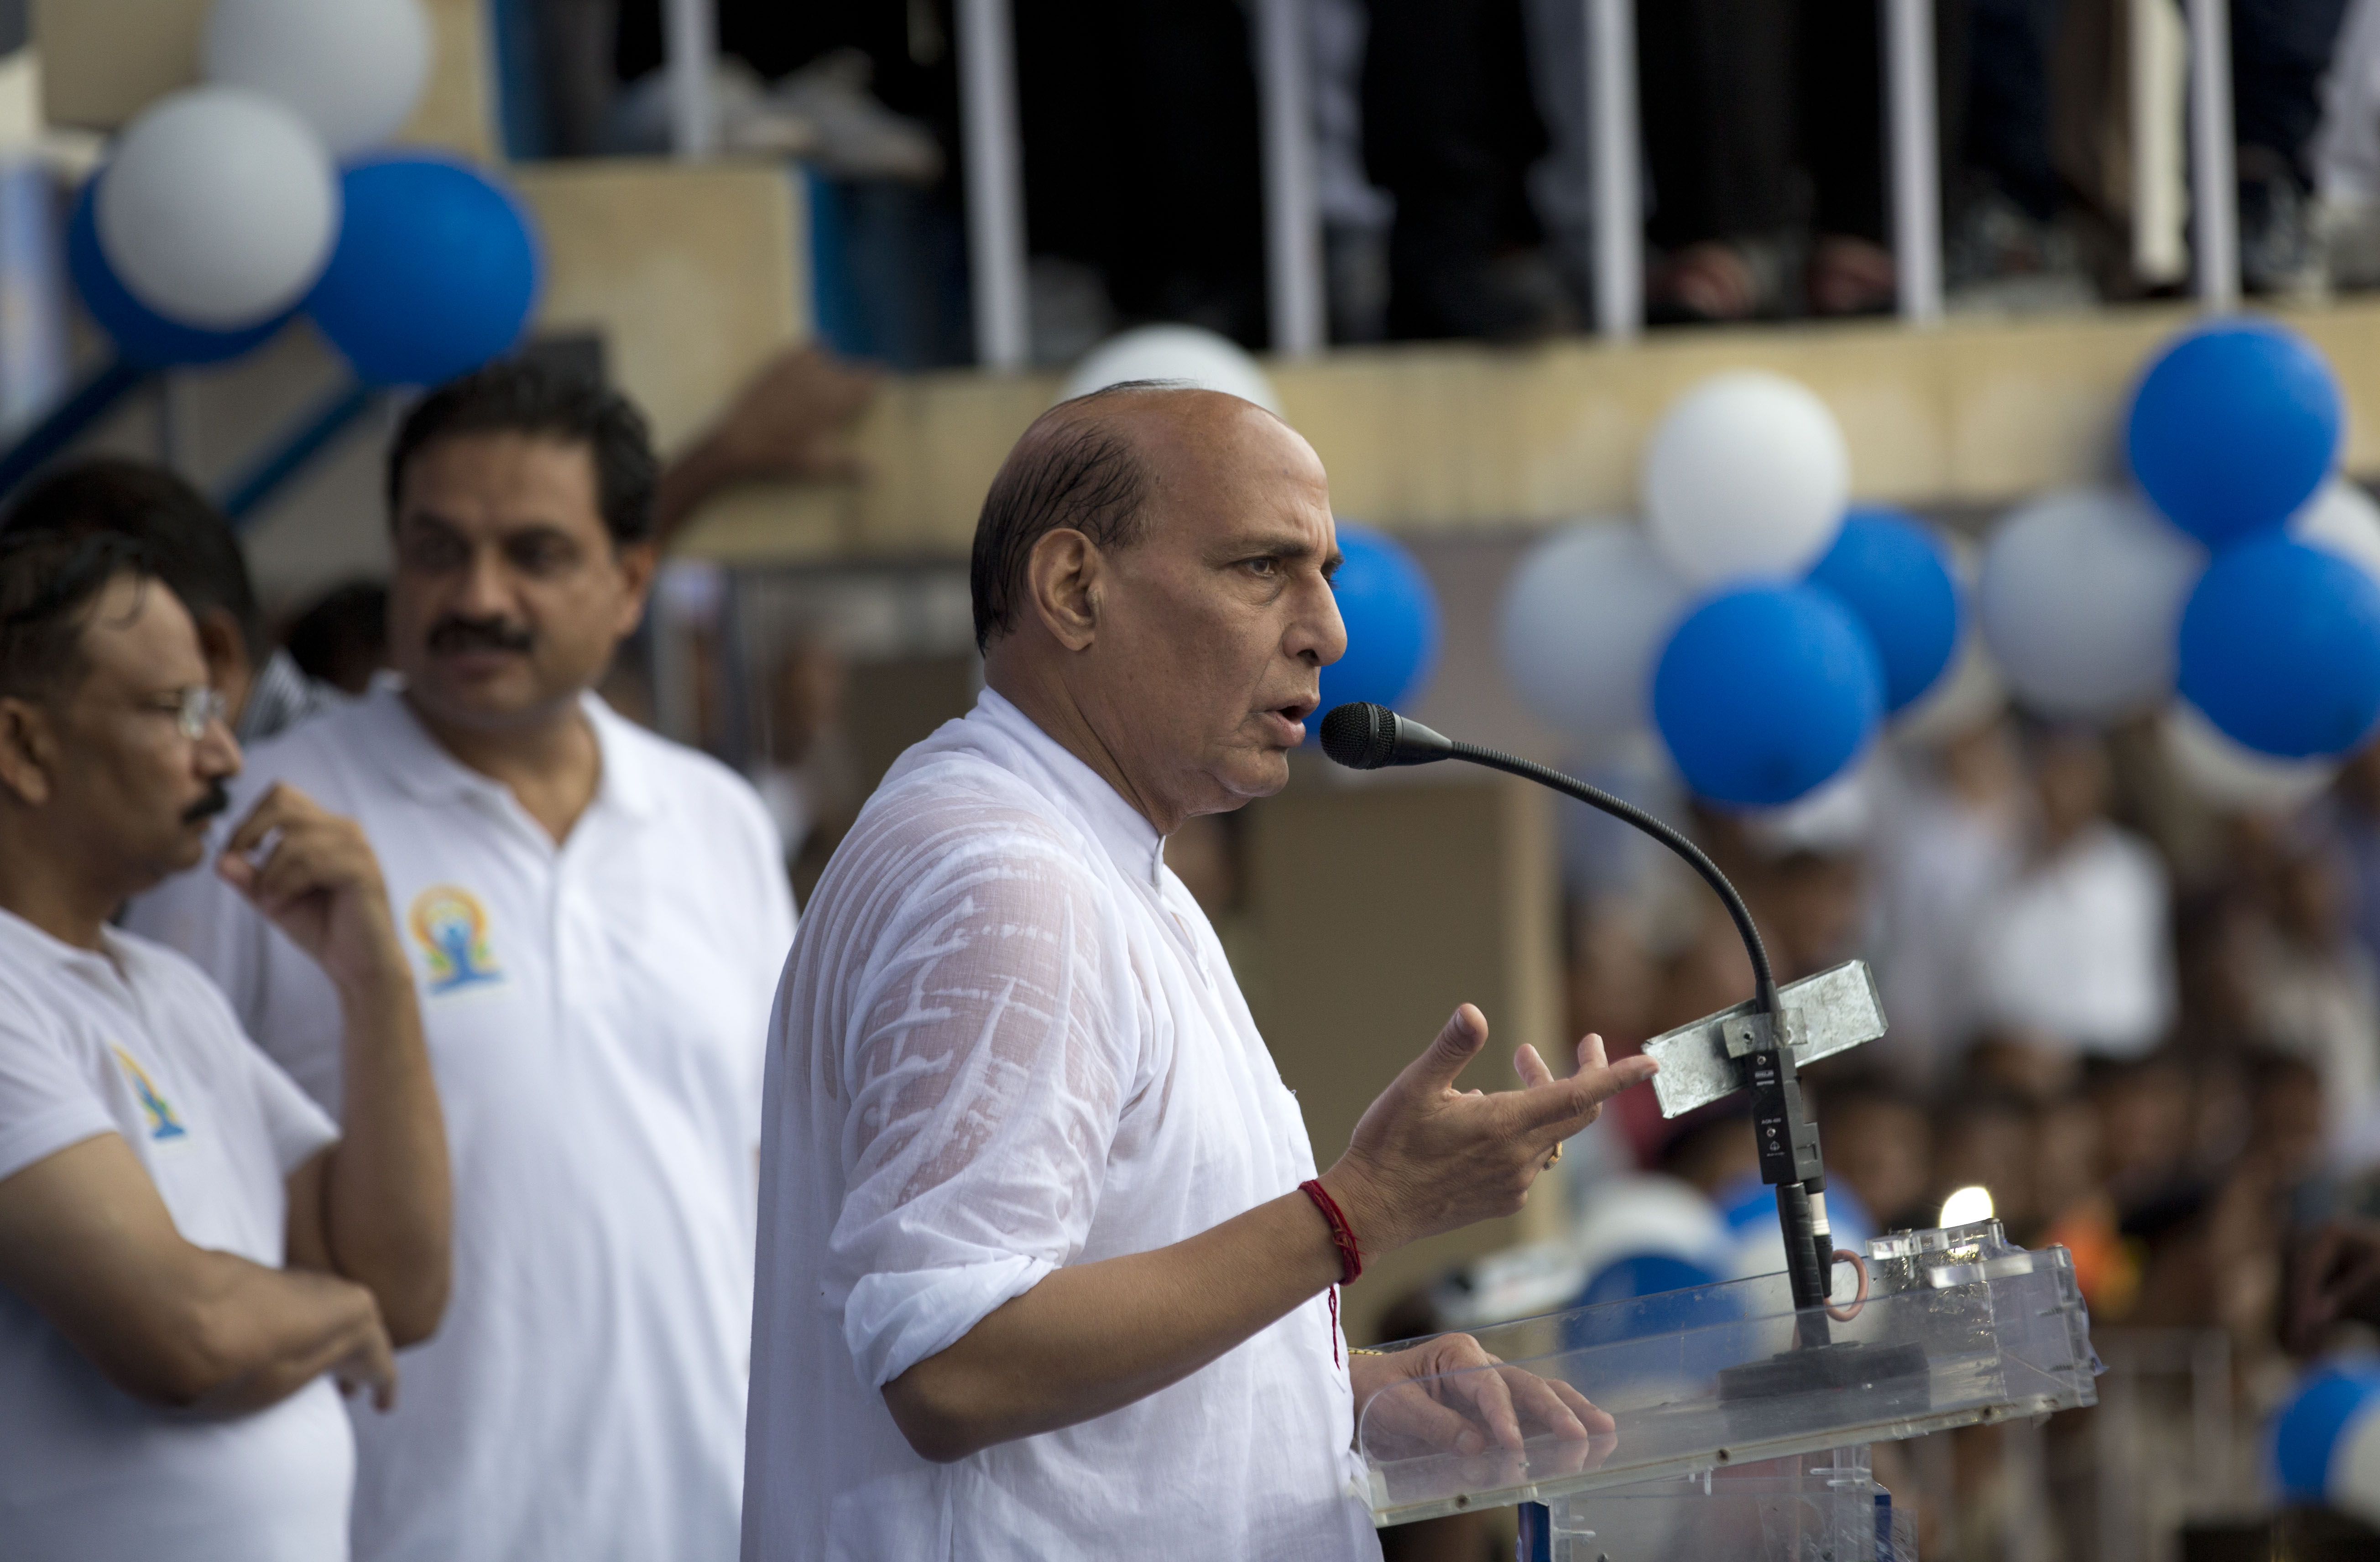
top-left (396, 432), bottom-right (601, 528)
top-left (82, 576), bottom-right (204, 687)
top-left (1101, 391), bottom-right (1331, 536)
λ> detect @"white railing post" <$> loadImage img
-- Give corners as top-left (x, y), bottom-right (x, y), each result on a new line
top-left (663, 0), bottom-right (719, 158)
top-left (1883, 0), bottom-right (1943, 323)
top-left (2185, 0), bottom-right (2241, 308)
top-left (2132, 0), bottom-right (2191, 287)
top-left (1586, 0), bottom-right (1641, 340)
top-left (956, 0), bottom-right (1032, 369)
top-left (1255, 0), bottom-right (1326, 356)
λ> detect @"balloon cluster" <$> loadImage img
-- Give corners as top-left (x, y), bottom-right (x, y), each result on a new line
top-left (1501, 372), bottom-right (1963, 808)
top-left (1977, 319), bottom-right (2380, 797)
top-left (69, 0), bottom-right (541, 386)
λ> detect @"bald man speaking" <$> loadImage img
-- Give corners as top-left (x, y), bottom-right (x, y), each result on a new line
top-left (741, 385), bottom-right (1656, 1559)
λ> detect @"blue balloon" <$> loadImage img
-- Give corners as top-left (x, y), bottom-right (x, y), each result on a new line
top-left (1315, 523), bottom-right (1441, 723)
top-left (1804, 506), bottom-right (1961, 713)
top-left (65, 176), bottom-right (287, 367)
top-left (1653, 584), bottom-right (1883, 807)
top-left (2178, 535), bottom-right (2380, 758)
top-left (307, 155), bottom-right (541, 386)
top-left (2271, 1362), bottom-right (2380, 1502)
top-left (2127, 318), bottom-right (2341, 547)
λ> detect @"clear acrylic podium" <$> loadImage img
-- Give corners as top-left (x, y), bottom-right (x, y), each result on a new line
top-left (1360, 1221), bottom-right (2101, 1560)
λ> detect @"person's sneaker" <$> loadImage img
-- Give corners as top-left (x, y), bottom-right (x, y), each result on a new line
top-left (2320, 195), bottom-right (2380, 292)
top-left (2240, 149), bottom-right (2325, 298)
top-left (1391, 245), bottom-right (1578, 342)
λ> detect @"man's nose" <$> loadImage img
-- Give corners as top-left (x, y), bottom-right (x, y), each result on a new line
top-left (1289, 576), bottom-right (1348, 667)
top-left (194, 716), bottom-right (242, 780)
top-left (446, 541), bottom-right (522, 621)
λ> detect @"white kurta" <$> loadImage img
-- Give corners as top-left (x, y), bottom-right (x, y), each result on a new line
top-left (741, 689), bottom-right (1379, 1562)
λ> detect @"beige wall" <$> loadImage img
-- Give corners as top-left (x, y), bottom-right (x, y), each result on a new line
top-left (514, 159), bottom-right (807, 455)
top-left (676, 299), bottom-right (2380, 564)
top-left (35, 0), bottom-right (496, 157)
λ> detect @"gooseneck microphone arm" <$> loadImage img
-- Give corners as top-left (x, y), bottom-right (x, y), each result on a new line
top-left (1443, 744), bottom-right (1781, 1016)
top-left (1318, 701), bottom-right (1836, 1322)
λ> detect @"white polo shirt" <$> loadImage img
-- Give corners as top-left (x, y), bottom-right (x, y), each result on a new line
top-left (0, 907), bottom-right (348, 1562)
top-left (129, 682), bottom-right (796, 1562)
top-left (742, 689), bottom-right (1378, 1562)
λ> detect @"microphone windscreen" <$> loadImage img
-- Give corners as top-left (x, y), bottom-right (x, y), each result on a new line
top-left (1320, 702), bottom-right (1395, 770)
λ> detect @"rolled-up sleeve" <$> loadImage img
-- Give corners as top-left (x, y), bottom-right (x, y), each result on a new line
top-left (828, 830), bottom-right (1133, 1389)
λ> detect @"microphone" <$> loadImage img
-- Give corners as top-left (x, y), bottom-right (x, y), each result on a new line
top-left (1318, 702), bottom-right (1454, 769)
top-left (1318, 702), bottom-right (1837, 1323)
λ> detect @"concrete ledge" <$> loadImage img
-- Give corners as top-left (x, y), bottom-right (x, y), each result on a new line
top-left (676, 299), bottom-right (2380, 563)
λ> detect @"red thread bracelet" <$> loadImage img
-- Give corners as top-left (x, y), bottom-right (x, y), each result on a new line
top-left (1300, 1178), bottom-right (1364, 1285)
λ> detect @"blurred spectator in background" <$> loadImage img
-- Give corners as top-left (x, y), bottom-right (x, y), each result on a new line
top-left (1635, 0), bottom-right (1893, 320)
top-left (282, 581), bottom-right (388, 697)
top-left (2232, 0), bottom-right (2353, 291)
top-left (1364, 0), bottom-right (1574, 338)
top-left (1968, 721), bottom-right (2174, 1078)
top-left (0, 460), bottom-right (342, 745)
top-left (2236, 823), bottom-right (2380, 1157)
top-left (1815, 1072), bottom-right (1935, 1231)
top-left (2313, 738), bottom-right (2380, 979)
top-left (748, 633), bottom-right (861, 884)
top-left (1931, 1089), bottom-right (2040, 1233)
top-left (1869, 712), bottom-right (2028, 1088)
top-left (652, 345), bottom-right (880, 543)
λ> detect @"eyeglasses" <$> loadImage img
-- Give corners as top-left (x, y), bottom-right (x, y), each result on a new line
top-left (149, 686), bottom-right (228, 740)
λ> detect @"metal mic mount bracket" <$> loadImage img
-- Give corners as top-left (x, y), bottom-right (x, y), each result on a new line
top-left (1640, 960), bottom-right (1888, 1120)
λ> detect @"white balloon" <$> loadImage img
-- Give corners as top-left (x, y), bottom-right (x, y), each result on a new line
top-left (1059, 325), bottom-right (1283, 416)
top-left (2165, 700), bottom-right (2339, 811)
top-left (203, 0), bottom-right (433, 156)
top-left (1977, 488), bottom-right (2205, 720)
top-left (1498, 520), bottom-right (1692, 739)
top-left (2290, 477), bottom-right (2380, 586)
top-left (1641, 370), bottom-right (1850, 586)
top-left (95, 86), bottom-right (339, 328)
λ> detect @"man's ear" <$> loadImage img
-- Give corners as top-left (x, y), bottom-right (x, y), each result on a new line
top-left (0, 697), bottom-right (57, 808)
top-left (611, 540), bottom-right (660, 639)
top-left (193, 608), bottom-right (255, 710)
top-left (1023, 529), bottom-right (1101, 652)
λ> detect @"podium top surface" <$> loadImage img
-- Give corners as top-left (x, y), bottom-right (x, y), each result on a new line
top-left (1360, 1222), bottom-right (2100, 1527)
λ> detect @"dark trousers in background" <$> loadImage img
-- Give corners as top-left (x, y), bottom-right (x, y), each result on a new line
top-left (1634, 0), bottom-right (1889, 249)
top-left (1361, 0), bottom-right (1552, 337)
top-left (2231, 0), bottom-right (2351, 179)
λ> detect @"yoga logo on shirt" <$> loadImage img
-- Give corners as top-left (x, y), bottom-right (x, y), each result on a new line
top-left (110, 1045), bottom-right (188, 1142)
top-left (408, 885), bottom-right (505, 994)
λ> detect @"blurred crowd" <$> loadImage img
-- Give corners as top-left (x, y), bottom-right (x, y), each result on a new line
top-left (1534, 696), bottom-right (2380, 1557)
top-left (511, 0), bottom-right (2380, 359)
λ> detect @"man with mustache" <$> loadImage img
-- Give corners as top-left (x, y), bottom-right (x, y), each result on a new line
top-left (741, 385), bottom-right (1654, 1559)
top-left (137, 364), bottom-right (796, 1562)
top-left (0, 531), bottom-right (449, 1561)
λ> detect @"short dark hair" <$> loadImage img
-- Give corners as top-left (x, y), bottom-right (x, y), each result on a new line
top-left (0, 459), bottom-right (263, 664)
top-left (0, 531), bottom-right (154, 704)
top-left (387, 360), bottom-right (659, 547)
top-left (969, 385), bottom-right (1174, 651)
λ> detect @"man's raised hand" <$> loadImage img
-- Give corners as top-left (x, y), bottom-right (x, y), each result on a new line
top-left (216, 784), bottom-right (408, 996)
top-left (1318, 1004), bottom-right (1656, 1257)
